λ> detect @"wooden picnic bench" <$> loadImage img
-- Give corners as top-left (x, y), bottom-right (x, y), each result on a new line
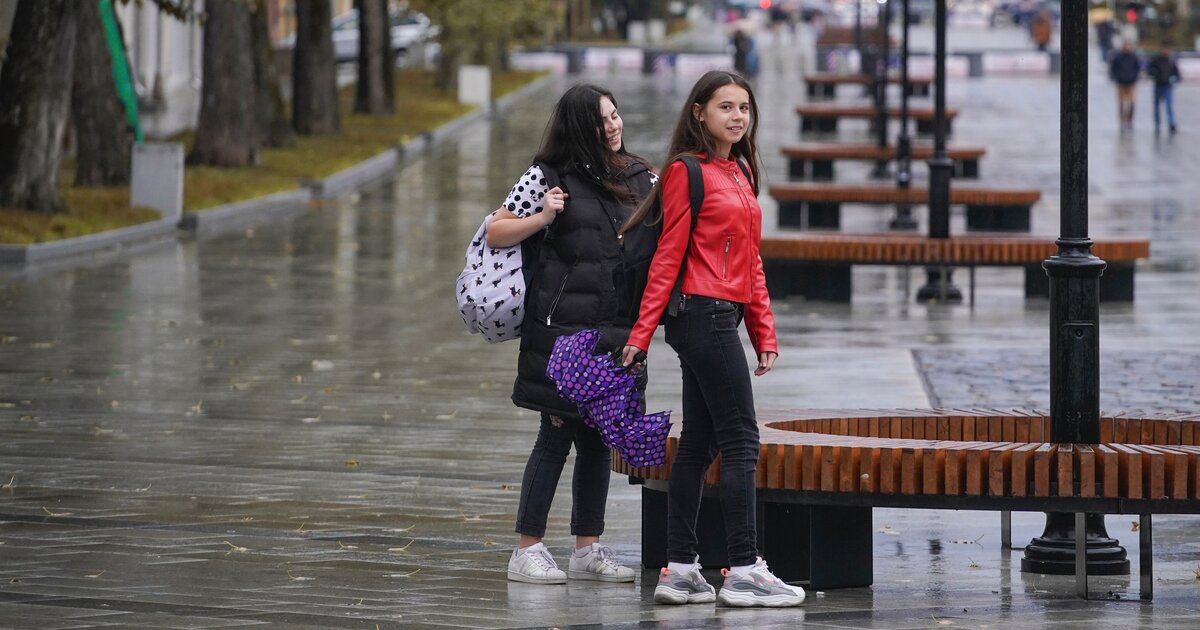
top-left (797, 104), bottom-right (958, 135)
top-left (614, 408), bottom-right (1200, 599)
top-left (781, 143), bottom-right (985, 180)
top-left (805, 72), bottom-right (933, 98)
top-left (770, 181), bottom-right (1038, 231)
top-left (759, 233), bottom-right (1151, 303)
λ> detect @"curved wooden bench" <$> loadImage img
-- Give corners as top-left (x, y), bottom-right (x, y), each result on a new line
top-left (805, 72), bottom-right (933, 98)
top-left (614, 409), bottom-right (1200, 598)
top-left (796, 104), bottom-right (959, 135)
top-left (782, 143), bottom-right (985, 180)
top-left (759, 233), bottom-right (1151, 303)
top-left (770, 181), bottom-right (1039, 231)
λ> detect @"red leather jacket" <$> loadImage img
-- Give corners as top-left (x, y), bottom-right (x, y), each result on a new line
top-left (627, 155), bottom-right (778, 355)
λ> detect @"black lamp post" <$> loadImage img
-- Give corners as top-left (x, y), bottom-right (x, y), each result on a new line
top-left (915, 0), bottom-right (961, 302)
top-left (891, 0), bottom-right (917, 230)
top-left (871, 0), bottom-right (891, 179)
top-left (1021, 0), bottom-right (1128, 577)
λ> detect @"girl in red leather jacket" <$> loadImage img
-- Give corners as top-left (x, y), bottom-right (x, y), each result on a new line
top-left (620, 71), bottom-right (804, 608)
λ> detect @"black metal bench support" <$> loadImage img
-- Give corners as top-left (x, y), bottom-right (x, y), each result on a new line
top-left (965, 204), bottom-right (1031, 231)
top-left (764, 259), bottom-right (1138, 303)
top-left (776, 200), bottom-right (841, 230)
top-left (1075, 512), bottom-right (1153, 601)
top-left (639, 485), bottom-right (873, 588)
top-left (786, 158), bottom-right (978, 182)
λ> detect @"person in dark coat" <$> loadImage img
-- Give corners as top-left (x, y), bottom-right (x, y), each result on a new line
top-left (1147, 46), bottom-right (1181, 134)
top-left (485, 84), bottom-right (656, 585)
top-left (1109, 40), bottom-right (1142, 132)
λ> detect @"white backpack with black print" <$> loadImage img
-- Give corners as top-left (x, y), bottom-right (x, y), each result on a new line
top-left (456, 163), bottom-right (558, 343)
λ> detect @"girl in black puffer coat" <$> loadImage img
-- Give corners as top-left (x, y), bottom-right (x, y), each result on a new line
top-left (485, 84), bottom-right (656, 585)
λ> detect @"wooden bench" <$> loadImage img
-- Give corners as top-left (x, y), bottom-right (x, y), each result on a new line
top-left (782, 143), bottom-right (986, 180)
top-left (614, 408), bottom-right (1200, 599)
top-left (759, 233), bottom-right (1151, 303)
top-left (770, 181), bottom-right (1039, 231)
top-left (805, 72), bottom-right (933, 98)
top-left (797, 104), bottom-right (959, 135)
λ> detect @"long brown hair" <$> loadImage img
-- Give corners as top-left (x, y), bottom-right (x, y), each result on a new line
top-left (620, 71), bottom-right (761, 234)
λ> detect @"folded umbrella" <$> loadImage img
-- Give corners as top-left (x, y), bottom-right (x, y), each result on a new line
top-left (546, 329), bottom-right (672, 468)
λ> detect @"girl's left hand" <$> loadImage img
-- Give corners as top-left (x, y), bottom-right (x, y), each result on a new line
top-left (754, 351), bottom-right (777, 376)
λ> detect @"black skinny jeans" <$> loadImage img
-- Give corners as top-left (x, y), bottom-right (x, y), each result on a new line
top-left (515, 412), bottom-right (611, 538)
top-left (663, 295), bottom-right (761, 567)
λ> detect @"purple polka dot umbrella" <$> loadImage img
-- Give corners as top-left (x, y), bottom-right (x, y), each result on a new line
top-left (547, 329), bottom-right (672, 468)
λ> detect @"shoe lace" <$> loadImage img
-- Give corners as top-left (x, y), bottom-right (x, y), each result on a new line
top-left (527, 548), bottom-right (558, 572)
top-left (594, 545), bottom-right (622, 571)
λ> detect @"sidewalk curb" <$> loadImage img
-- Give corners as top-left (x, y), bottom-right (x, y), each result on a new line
top-left (0, 215), bottom-right (178, 266)
top-left (178, 188), bottom-right (315, 235)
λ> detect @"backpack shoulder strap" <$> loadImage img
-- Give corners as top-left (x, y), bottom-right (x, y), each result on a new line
top-left (666, 155), bottom-right (705, 317)
top-left (532, 161), bottom-right (561, 191)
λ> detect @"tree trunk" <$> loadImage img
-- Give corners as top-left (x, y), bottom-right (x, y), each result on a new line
top-left (251, 0), bottom-right (295, 148)
top-left (354, 0), bottom-right (394, 114)
top-left (293, 0), bottom-right (340, 134)
top-left (0, 1), bottom-right (77, 213)
top-left (188, 0), bottom-right (258, 167)
top-left (72, 0), bottom-right (134, 187)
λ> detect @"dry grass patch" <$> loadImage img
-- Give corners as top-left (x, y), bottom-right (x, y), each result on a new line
top-left (0, 186), bottom-right (159, 245)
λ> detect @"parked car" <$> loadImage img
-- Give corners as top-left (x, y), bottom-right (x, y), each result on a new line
top-left (331, 8), bottom-right (436, 62)
top-left (279, 8), bottom-right (436, 63)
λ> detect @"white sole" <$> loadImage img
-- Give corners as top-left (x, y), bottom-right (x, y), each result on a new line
top-left (653, 585), bottom-right (716, 605)
top-left (507, 570), bottom-right (566, 584)
top-left (567, 569), bottom-right (634, 582)
top-left (717, 591), bottom-right (805, 607)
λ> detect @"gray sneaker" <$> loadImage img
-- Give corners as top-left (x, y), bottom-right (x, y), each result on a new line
top-left (716, 558), bottom-right (806, 607)
top-left (507, 543), bottom-right (566, 584)
top-left (653, 563), bottom-right (716, 604)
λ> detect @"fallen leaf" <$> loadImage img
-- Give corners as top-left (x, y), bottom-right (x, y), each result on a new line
top-left (372, 371), bottom-right (382, 380)
top-left (301, 417), bottom-right (321, 424)
top-left (2, 476), bottom-right (14, 489)
top-left (344, 459), bottom-right (359, 468)
top-left (312, 360), bottom-right (334, 371)
top-left (85, 571), bottom-right (105, 579)
top-left (287, 571), bottom-right (314, 581)
top-left (388, 540), bottom-right (414, 552)
top-left (43, 507), bottom-right (72, 517)
top-left (386, 569), bottom-right (420, 578)
top-left (1131, 520), bottom-right (1140, 531)
top-left (435, 411), bottom-right (458, 421)
top-left (223, 541), bottom-right (248, 553)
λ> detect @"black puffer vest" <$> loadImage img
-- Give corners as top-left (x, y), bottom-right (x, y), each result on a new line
top-left (512, 160), bottom-right (656, 419)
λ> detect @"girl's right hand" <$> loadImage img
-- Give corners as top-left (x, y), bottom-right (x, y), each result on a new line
top-left (542, 187), bottom-right (568, 225)
top-left (620, 345), bottom-right (645, 368)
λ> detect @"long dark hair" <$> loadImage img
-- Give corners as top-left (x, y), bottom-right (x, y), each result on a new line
top-left (532, 84), bottom-right (650, 206)
top-left (620, 71), bottom-right (761, 233)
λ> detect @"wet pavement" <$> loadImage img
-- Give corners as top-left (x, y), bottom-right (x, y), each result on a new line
top-left (3, 19), bottom-right (1200, 630)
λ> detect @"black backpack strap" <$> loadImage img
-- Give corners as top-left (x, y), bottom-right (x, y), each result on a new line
top-left (665, 155), bottom-right (705, 317)
top-left (521, 162), bottom-right (562, 321)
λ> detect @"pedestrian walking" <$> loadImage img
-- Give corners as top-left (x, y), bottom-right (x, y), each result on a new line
top-left (1147, 45), bottom-right (1181, 135)
top-left (1095, 17), bottom-right (1115, 62)
top-left (1030, 8), bottom-right (1053, 52)
top-left (487, 84), bottom-right (657, 585)
top-left (1109, 40), bottom-right (1141, 132)
top-left (619, 71), bottom-right (805, 608)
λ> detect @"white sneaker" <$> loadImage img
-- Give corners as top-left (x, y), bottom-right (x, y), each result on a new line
top-left (716, 558), bottom-right (806, 607)
top-left (567, 543), bottom-right (635, 582)
top-left (507, 543), bottom-right (566, 584)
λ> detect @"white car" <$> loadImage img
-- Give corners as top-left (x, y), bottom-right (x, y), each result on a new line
top-left (280, 9), bottom-right (436, 62)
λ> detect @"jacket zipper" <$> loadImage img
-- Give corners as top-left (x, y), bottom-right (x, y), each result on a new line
top-left (545, 270), bottom-right (571, 326)
top-left (722, 237), bottom-right (731, 280)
